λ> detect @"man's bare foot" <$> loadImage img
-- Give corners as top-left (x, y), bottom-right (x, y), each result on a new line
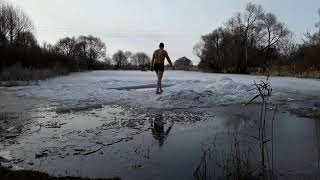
top-left (156, 91), bottom-right (161, 94)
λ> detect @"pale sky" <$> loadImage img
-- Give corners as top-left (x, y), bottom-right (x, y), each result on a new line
top-left (5, 0), bottom-right (320, 64)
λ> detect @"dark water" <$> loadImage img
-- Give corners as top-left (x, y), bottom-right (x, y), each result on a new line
top-left (1, 100), bottom-right (320, 180)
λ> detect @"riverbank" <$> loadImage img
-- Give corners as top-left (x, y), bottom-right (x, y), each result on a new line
top-left (0, 167), bottom-right (120, 180)
top-left (0, 65), bottom-right (70, 87)
top-left (254, 66), bottom-right (320, 79)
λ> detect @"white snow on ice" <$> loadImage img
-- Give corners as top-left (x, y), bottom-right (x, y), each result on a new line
top-left (0, 151), bottom-right (12, 161)
top-left (14, 71), bottom-right (320, 109)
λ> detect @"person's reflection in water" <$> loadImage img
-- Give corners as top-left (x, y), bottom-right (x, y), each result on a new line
top-left (314, 118), bottom-right (320, 167)
top-left (151, 114), bottom-right (173, 147)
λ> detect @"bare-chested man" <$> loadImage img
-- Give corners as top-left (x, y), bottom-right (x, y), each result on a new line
top-left (151, 43), bottom-right (174, 94)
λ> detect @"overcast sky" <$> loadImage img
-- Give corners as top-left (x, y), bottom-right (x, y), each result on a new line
top-left (5, 0), bottom-right (320, 64)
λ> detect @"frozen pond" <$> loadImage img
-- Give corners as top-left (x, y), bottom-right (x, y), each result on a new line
top-left (1, 71), bottom-right (320, 179)
top-left (14, 71), bottom-right (320, 109)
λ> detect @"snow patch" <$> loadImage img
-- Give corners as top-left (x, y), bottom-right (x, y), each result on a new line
top-left (0, 151), bottom-right (12, 161)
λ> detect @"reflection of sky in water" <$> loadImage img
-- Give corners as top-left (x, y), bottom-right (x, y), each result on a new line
top-left (1, 101), bottom-right (320, 179)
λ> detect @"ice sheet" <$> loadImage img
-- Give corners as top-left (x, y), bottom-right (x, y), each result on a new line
top-left (15, 71), bottom-right (320, 109)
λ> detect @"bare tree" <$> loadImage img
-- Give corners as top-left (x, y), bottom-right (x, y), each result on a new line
top-left (124, 51), bottom-right (132, 60)
top-left (0, 2), bottom-right (34, 44)
top-left (259, 12), bottom-right (290, 67)
top-left (308, 9), bottom-right (320, 46)
top-left (260, 13), bottom-right (289, 48)
top-left (197, 27), bottom-right (239, 72)
top-left (195, 3), bottom-right (292, 72)
top-left (75, 35), bottom-right (106, 69)
top-left (0, 2), bottom-right (8, 43)
top-left (130, 52), bottom-right (151, 70)
top-left (55, 37), bottom-right (77, 56)
top-left (201, 28), bottom-right (227, 72)
top-left (278, 34), bottom-right (297, 60)
top-left (193, 41), bottom-right (204, 59)
top-left (41, 41), bottom-right (56, 53)
top-left (303, 9), bottom-right (320, 46)
top-left (13, 31), bottom-right (37, 48)
top-left (227, 2), bottom-right (264, 73)
top-left (112, 50), bottom-right (131, 69)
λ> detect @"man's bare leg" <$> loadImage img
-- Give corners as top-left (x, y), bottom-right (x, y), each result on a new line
top-left (159, 71), bottom-right (164, 93)
top-left (158, 71), bottom-right (164, 94)
top-left (155, 71), bottom-right (161, 94)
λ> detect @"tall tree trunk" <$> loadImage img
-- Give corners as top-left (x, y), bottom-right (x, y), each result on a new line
top-left (9, 29), bottom-right (14, 44)
top-left (238, 38), bottom-right (248, 74)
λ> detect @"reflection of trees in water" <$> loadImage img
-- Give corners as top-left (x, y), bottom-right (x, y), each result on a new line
top-left (314, 118), bottom-right (320, 167)
top-left (151, 114), bottom-right (173, 147)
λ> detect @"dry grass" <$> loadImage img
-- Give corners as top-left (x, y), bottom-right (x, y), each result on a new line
top-left (0, 64), bottom-right (69, 86)
top-left (194, 77), bottom-right (277, 180)
top-left (194, 136), bottom-right (259, 180)
top-left (257, 65), bottom-right (320, 79)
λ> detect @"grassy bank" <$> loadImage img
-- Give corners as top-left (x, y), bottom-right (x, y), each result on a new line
top-left (248, 66), bottom-right (320, 79)
top-left (0, 167), bottom-right (120, 180)
top-left (196, 66), bottom-right (320, 79)
top-left (266, 66), bottom-right (320, 79)
top-left (0, 65), bottom-right (69, 87)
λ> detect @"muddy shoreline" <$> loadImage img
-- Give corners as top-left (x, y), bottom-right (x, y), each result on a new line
top-left (0, 167), bottom-right (120, 180)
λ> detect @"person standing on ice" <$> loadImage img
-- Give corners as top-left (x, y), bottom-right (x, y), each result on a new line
top-left (151, 43), bottom-right (175, 94)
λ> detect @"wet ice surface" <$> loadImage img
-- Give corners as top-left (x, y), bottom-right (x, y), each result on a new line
top-left (13, 71), bottom-right (320, 109)
top-left (1, 104), bottom-right (212, 179)
top-left (1, 103), bottom-right (320, 179)
top-left (1, 71), bottom-right (320, 179)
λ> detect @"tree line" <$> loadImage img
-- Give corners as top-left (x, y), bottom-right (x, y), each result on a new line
top-left (0, 1), bottom-right (157, 75)
top-left (194, 3), bottom-right (320, 76)
top-left (0, 1), bottom-right (108, 72)
top-left (1, 1), bottom-right (319, 78)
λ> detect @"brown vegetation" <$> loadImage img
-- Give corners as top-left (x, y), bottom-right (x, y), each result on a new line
top-left (0, 167), bottom-right (120, 180)
top-left (0, 64), bottom-right (67, 82)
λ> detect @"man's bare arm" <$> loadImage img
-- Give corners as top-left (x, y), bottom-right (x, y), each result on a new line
top-left (151, 53), bottom-right (155, 71)
top-left (166, 53), bottom-right (175, 70)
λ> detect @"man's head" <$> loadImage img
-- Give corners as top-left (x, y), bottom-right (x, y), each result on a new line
top-left (159, 43), bottom-right (164, 49)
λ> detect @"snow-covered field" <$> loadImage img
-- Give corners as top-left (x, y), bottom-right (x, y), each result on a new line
top-left (15, 71), bottom-right (320, 109)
